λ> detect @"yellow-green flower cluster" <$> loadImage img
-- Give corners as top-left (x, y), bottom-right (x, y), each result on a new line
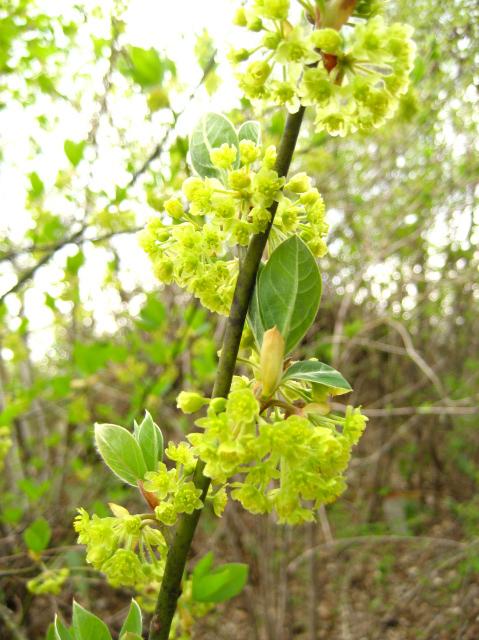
top-left (231, 2), bottom-right (415, 136)
top-left (140, 140), bottom-right (327, 314)
top-left (144, 445), bottom-right (203, 527)
top-left (73, 504), bottom-right (166, 591)
top-left (275, 178), bottom-right (328, 257)
top-left (27, 568), bottom-right (69, 596)
top-left (182, 377), bottom-right (367, 524)
top-left (73, 441), bottom-right (203, 596)
top-left (139, 141), bottom-right (282, 315)
top-left (188, 382), bottom-right (266, 485)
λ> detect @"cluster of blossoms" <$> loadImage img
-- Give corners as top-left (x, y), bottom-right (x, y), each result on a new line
top-left (73, 432), bottom-right (227, 620)
top-left (179, 375), bottom-right (367, 525)
top-left (27, 568), bottom-right (69, 596)
top-left (74, 503), bottom-right (166, 597)
top-left (140, 139), bottom-right (327, 314)
top-left (230, 1), bottom-right (416, 136)
top-left (73, 440), bottom-right (209, 607)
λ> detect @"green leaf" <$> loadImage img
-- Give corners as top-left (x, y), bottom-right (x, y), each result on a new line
top-left (119, 600), bottom-right (142, 637)
top-left (192, 554), bottom-right (248, 603)
top-left (45, 623), bottom-right (55, 640)
top-left (53, 616), bottom-right (73, 640)
top-left (29, 171), bottom-right (44, 198)
top-left (23, 517), bottom-right (51, 552)
top-left (281, 361), bottom-right (352, 393)
top-left (238, 120), bottom-right (261, 145)
top-left (120, 634), bottom-right (143, 640)
top-left (94, 423), bottom-right (148, 486)
top-left (72, 602), bottom-right (112, 640)
top-left (128, 46), bottom-right (166, 87)
top-left (189, 113), bottom-right (239, 179)
top-left (192, 551), bottom-right (214, 579)
top-left (136, 296), bottom-right (166, 331)
top-left (73, 342), bottom-right (128, 375)
top-left (64, 140), bottom-right (86, 167)
top-left (66, 250), bottom-right (85, 275)
top-left (18, 478), bottom-right (50, 502)
top-left (136, 411), bottom-right (163, 472)
top-left (247, 263), bottom-right (265, 349)
top-left (258, 236), bottom-right (322, 354)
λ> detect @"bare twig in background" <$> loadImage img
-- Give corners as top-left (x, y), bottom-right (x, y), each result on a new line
top-left (0, 603), bottom-right (28, 640)
top-left (0, 49), bottom-right (216, 303)
top-left (126, 52), bottom-right (217, 187)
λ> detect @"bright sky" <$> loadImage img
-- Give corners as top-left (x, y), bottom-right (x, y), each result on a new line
top-left (1, 1), bottom-right (476, 361)
top-left (0, 0), bottom-right (243, 359)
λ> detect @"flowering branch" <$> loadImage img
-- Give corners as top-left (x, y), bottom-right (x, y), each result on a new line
top-left (148, 105), bottom-right (306, 640)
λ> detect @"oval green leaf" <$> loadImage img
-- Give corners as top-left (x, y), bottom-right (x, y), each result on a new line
top-left (64, 140), bottom-right (85, 167)
top-left (189, 112), bottom-right (239, 179)
top-left (282, 360), bottom-right (352, 393)
top-left (192, 561), bottom-right (248, 603)
top-left (23, 517), bottom-right (51, 552)
top-left (72, 602), bottom-right (112, 640)
top-left (192, 551), bottom-right (215, 580)
top-left (136, 411), bottom-right (163, 472)
top-left (127, 46), bottom-right (165, 87)
top-left (238, 120), bottom-right (261, 145)
top-left (258, 236), bottom-right (322, 354)
top-left (94, 423), bottom-right (148, 486)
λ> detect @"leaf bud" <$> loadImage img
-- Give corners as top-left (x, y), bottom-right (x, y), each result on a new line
top-left (259, 327), bottom-right (285, 398)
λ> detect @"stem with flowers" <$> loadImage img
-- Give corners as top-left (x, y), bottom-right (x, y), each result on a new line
top-left (50, 1), bottom-right (415, 638)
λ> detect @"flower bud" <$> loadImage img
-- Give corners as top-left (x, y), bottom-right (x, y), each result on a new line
top-left (256, 0), bottom-right (290, 20)
top-left (311, 28), bottom-right (343, 54)
top-left (182, 177), bottom-right (204, 201)
top-left (262, 32), bottom-right (282, 50)
top-left (285, 172), bottom-right (311, 193)
top-left (248, 60), bottom-right (271, 87)
top-left (176, 391), bottom-right (208, 414)
top-left (247, 16), bottom-right (263, 31)
top-left (164, 197), bottom-right (184, 219)
top-left (259, 327), bottom-right (285, 398)
top-left (154, 503), bottom-right (177, 526)
top-left (153, 257), bottom-right (174, 283)
top-left (228, 168), bottom-right (251, 190)
top-left (262, 145), bottom-right (277, 169)
top-left (228, 47), bottom-right (251, 64)
top-left (233, 7), bottom-right (247, 26)
top-left (209, 143), bottom-right (237, 169)
top-left (210, 397), bottom-right (227, 414)
top-left (239, 140), bottom-right (261, 165)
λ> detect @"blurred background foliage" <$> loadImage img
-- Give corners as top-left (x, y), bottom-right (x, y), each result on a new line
top-left (0, 0), bottom-right (478, 638)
